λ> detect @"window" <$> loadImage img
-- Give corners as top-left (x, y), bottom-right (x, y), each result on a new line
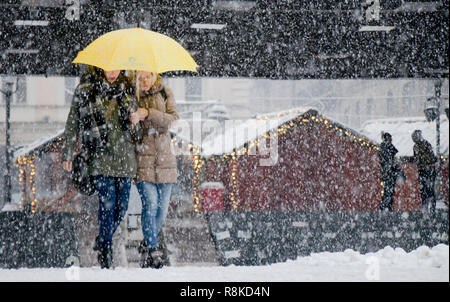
top-left (386, 90), bottom-right (394, 116)
top-left (16, 77), bottom-right (27, 104)
top-left (1, 77), bottom-right (26, 104)
top-left (355, 101), bottom-right (361, 126)
top-left (402, 82), bottom-right (413, 114)
top-left (185, 77), bottom-right (202, 101)
top-left (366, 97), bottom-right (373, 116)
top-left (65, 77), bottom-right (78, 105)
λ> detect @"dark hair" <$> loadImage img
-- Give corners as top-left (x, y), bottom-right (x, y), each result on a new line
top-left (382, 132), bottom-right (392, 141)
top-left (412, 130), bottom-right (422, 141)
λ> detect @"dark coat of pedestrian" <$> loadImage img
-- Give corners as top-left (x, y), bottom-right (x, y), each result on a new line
top-left (378, 132), bottom-right (404, 211)
top-left (62, 66), bottom-right (137, 269)
top-left (411, 130), bottom-right (437, 213)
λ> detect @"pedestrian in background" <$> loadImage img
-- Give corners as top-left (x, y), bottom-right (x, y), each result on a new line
top-left (411, 130), bottom-right (437, 214)
top-left (378, 132), bottom-right (405, 211)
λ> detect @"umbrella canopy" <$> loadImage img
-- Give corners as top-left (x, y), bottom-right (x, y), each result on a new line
top-left (72, 27), bottom-right (198, 73)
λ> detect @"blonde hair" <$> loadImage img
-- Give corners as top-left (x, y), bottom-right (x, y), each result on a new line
top-left (154, 73), bottom-right (163, 88)
top-left (135, 72), bottom-right (164, 108)
top-left (134, 71), bottom-right (163, 88)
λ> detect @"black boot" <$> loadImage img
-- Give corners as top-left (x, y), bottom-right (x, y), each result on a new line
top-left (148, 248), bottom-right (164, 269)
top-left (98, 245), bottom-right (113, 269)
top-left (157, 231), bottom-right (170, 266)
top-left (138, 240), bottom-right (150, 268)
top-left (93, 236), bottom-right (101, 251)
top-left (137, 240), bottom-right (164, 269)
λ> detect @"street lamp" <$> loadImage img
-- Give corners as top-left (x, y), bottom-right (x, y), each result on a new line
top-left (1, 80), bottom-right (15, 209)
top-left (424, 96), bottom-right (439, 122)
top-left (424, 79), bottom-right (443, 206)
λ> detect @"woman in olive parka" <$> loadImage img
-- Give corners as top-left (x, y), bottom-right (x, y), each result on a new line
top-left (62, 66), bottom-right (137, 269)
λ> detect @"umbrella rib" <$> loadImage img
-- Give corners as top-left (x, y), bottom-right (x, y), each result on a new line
top-left (109, 31), bottom-right (128, 71)
top-left (144, 29), bottom-right (160, 73)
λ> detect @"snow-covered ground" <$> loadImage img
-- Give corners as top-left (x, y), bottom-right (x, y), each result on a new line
top-left (1, 244), bottom-right (447, 282)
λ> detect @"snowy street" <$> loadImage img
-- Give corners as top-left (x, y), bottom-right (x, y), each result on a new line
top-left (1, 245), bottom-right (447, 282)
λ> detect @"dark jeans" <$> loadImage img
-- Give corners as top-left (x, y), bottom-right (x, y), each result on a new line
top-left (93, 175), bottom-right (132, 248)
top-left (380, 177), bottom-right (396, 211)
top-left (418, 169), bottom-right (436, 213)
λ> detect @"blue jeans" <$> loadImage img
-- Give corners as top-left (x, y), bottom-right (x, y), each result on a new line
top-left (93, 175), bottom-right (132, 248)
top-left (136, 182), bottom-right (173, 248)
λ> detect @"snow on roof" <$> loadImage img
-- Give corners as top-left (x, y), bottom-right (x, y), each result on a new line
top-left (360, 115), bottom-right (449, 157)
top-left (200, 107), bottom-right (309, 156)
top-left (187, 106), bottom-right (381, 157)
top-left (20, 107), bottom-right (439, 162)
top-left (14, 128), bottom-right (65, 160)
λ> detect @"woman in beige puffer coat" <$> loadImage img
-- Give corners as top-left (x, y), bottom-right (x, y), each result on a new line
top-left (130, 71), bottom-right (179, 268)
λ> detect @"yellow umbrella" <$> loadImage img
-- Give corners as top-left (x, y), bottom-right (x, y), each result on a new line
top-left (72, 27), bottom-right (198, 73)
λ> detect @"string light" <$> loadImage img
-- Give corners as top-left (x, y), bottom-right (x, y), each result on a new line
top-left (15, 154), bottom-right (37, 213)
top-left (192, 151), bottom-right (202, 213)
top-left (15, 127), bottom-right (64, 213)
top-left (12, 110), bottom-right (445, 213)
top-left (230, 152), bottom-right (238, 210)
top-left (379, 181), bottom-right (384, 204)
top-left (170, 136), bottom-right (203, 211)
top-left (30, 160), bottom-right (37, 214)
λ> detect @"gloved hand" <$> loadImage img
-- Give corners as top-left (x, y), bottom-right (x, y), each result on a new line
top-left (397, 170), bottom-right (407, 184)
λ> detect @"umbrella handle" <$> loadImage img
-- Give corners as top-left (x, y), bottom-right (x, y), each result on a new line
top-left (135, 70), bottom-right (140, 101)
top-left (131, 70), bottom-right (140, 131)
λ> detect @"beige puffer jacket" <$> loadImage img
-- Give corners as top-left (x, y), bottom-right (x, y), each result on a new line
top-left (135, 84), bottom-right (179, 184)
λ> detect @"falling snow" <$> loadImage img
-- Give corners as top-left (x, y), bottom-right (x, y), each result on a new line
top-left (0, 1), bottom-right (449, 283)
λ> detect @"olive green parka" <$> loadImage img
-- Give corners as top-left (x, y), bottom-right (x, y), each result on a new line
top-left (62, 67), bottom-right (137, 178)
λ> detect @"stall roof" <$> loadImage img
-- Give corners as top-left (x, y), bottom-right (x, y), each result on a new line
top-left (200, 107), bottom-right (378, 156)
